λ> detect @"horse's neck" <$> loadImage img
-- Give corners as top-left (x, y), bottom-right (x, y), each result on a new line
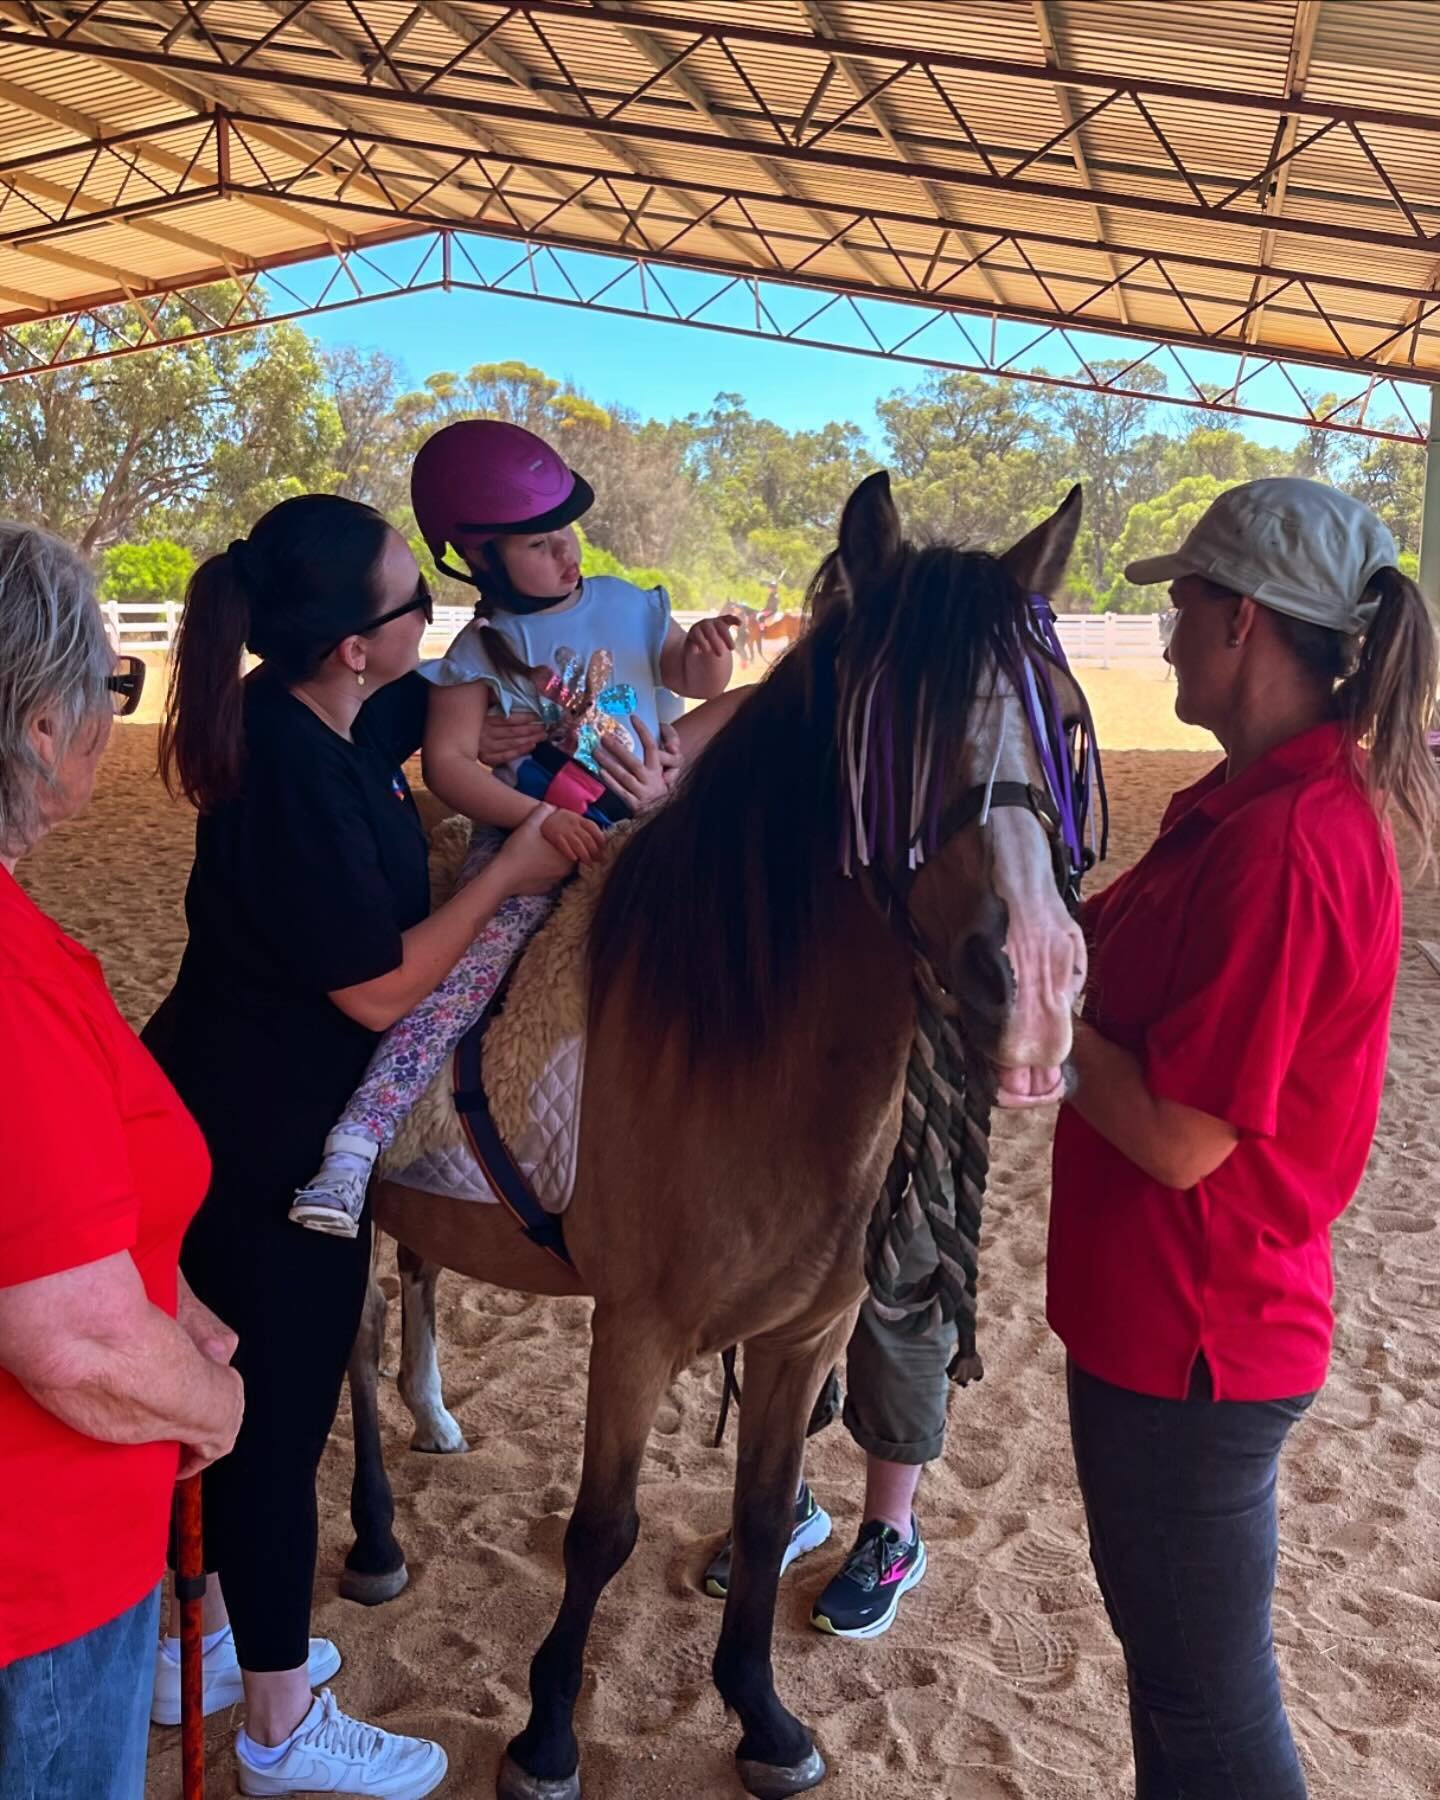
top-left (769, 876), bottom-right (916, 1139)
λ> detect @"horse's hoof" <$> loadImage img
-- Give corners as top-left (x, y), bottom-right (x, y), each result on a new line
top-left (338, 1563), bottom-right (409, 1605)
top-left (496, 1754), bottom-right (580, 1800)
top-left (410, 1414), bottom-right (468, 1454)
top-left (736, 1747), bottom-right (827, 1799)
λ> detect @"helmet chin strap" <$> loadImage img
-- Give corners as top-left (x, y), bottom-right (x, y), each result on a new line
top-left (440, 547), bottom-right (577, 617)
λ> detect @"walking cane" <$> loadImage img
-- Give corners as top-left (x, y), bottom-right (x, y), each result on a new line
top-left (175, 1475), bottom-right (206, 1800)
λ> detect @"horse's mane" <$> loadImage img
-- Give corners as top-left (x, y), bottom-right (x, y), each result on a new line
top-left (589, 539), bottom-right (1044, 1070)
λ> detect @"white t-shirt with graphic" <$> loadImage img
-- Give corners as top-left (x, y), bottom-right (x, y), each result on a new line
top-left (420, 574), bottom-right (674, 777)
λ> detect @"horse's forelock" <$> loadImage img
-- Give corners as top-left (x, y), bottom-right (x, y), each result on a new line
top-left (834, 542), bottom-right (1036, 872)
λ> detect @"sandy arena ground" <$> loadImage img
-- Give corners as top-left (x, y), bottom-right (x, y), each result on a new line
top-left (18, 659), bottom-right (1439, 1800)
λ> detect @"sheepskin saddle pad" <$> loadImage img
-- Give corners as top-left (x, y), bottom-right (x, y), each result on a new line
top-left (379, 815), bottom-right (625, 1210)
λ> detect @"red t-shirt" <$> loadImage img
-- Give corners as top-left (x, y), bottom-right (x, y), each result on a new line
top-left (1047, 724), bottom-right (1400, 1402)
top-left (0, 868), bottom-right (209, 1666)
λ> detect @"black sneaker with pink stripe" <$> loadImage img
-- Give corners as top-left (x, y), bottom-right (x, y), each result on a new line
top-left (810, 1517), bottom-right (927, 1640)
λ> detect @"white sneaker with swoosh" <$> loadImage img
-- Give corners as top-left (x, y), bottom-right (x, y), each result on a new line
top-left (151, 1627), bottom-right (341, 1725)
top-left (236, 1689), bottom-right (448, 1798)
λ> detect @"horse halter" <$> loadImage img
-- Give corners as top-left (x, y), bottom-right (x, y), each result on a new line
top-left (947, 594), bottom-right (1107, 915)
top-left (841, 593), bottom-right (1108, 923)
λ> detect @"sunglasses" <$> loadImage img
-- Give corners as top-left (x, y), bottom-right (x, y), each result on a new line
top-left (106, 653), bottom-right (146, 718)
top-left (324, 579), bottom-right (434, 658)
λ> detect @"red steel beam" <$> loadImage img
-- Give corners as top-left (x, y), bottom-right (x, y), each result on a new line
top-left (19, 0), bottom-right (1440, 139)
top-left (10, 104), bottom-right (1440, 321)
top-left (4, 15), bottom-right (1439, 259)
top-left (1, 232), bottom-right (1424, 449)
top-left (5, 108), bottom-right (1436, 381)
top-left (1, 217), bottom-right (1431, 446)
top-left (501, 2), bottom-right (1440, 138)
top-left (8, 168), bottom-right (1439, 383)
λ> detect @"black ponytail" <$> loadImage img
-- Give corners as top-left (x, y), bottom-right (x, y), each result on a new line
top-left (158, 552), bottom-right (252, 811)
top-left (160, 494), bottom-right (391, 811)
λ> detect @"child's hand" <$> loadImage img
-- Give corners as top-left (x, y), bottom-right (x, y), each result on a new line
top-left (686, 615), bottom-right (737, 663)
top-left (540, 805), bottom-right (605, 866)
top-left (681, 616), bottom-right (737, 698)
top-left (659, 615), bottom-right (736, 701)
top-left (493, 806), bottom-right (589, 895)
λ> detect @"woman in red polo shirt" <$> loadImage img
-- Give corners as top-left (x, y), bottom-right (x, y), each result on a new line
top-left (0, 523), bottom-right (243, 1800)
top-left (1050, 478), bottom-right (1439, 1799)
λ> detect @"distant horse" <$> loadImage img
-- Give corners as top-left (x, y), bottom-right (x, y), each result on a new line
top-left (720, 599), bottom-right (765, 666)
top-left (346, 473), bottom-right (1091, 1800)
top-left (721, 600), bottom-right (803, 667)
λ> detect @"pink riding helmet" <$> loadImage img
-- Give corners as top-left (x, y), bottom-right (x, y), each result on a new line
top-left (410, 418), bottom-right (595, 578)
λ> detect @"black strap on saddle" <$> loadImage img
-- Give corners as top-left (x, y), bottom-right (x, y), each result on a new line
top-left (452, 969), bottom-right (573, 1270)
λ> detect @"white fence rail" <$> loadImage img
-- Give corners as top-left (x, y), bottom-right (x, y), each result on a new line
top-left (108, 600), bottom-right (1164, 669)
top-left (103, 600), bottom-right (183, 651)
top-left (1052, 613), bottom-right (1163, 665)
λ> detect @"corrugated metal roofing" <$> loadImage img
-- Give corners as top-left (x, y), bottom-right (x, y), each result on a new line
top-left (0, 0), bottom-right (1436, 383)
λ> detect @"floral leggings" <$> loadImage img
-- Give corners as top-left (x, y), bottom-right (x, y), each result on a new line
top-left (336, 826), bottom-right (556, 1151)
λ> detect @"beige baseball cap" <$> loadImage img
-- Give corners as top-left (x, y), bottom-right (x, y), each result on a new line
top-left (1124, 477), bottom-right (1397, 636)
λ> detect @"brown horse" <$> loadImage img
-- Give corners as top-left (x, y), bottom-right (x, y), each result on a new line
top-left (345, 473), bottom-right (1090, 1800)
top-left (721, 599), bottom-right (804, 666)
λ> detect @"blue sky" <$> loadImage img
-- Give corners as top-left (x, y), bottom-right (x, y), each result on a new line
top-left (292, 245), bottom-right (1426, 455)
top-left (303, 283), bottom-right (924, 436)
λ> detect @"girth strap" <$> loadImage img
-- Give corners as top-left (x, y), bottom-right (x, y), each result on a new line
top-left (452, 975), bottom-right (573, 1270)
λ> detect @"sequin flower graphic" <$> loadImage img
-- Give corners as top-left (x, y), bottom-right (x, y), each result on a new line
top-left (532, 648), bottom-right (638, 772)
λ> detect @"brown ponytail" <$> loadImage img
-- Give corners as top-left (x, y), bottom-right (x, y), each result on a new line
top-left (158, 550), bottom-right (251, 811)
top-left (1337, 567), bottom-right (1440, 861)
top-left (470, 543), bottom-right (550, 687)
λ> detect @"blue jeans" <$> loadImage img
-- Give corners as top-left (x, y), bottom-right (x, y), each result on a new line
top-left (1067, 1360), bottom-right (1314, 1799)
top-left (0, 1586), bottom-right (159, 1800)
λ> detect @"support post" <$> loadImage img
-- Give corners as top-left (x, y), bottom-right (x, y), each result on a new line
top-left (1420, 383), bottom-right (1440, 620)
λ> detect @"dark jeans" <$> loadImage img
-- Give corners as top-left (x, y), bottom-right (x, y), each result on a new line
top-left (1067, 1359), bottom-right (1314, 1800)
top-left (0, 1586), bottom-right (159, 1800)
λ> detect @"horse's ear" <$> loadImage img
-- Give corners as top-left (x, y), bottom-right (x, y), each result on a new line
top-left (837, 469), bottom-right (903, 597)
top-left (1002, 484), bottom-right (1083, 598)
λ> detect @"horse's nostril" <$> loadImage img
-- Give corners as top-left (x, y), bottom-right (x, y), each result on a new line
top-left (961, 933), bottom-right (1014, 1016)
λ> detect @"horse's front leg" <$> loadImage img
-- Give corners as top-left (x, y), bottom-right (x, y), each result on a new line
top-left (498, 1308), bottom-right (673, 1800)
top-left (340, 1262), bottom-right (411, 1605)
top-left (714, 1315), bottom-right (855, 1799)
top-left (397, 1243), bottom-right (467, 1453)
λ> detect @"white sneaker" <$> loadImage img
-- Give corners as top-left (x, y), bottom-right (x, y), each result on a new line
top-left (151, 1627), bottom-right (341, 1725)
top-left (290, 1131), bottom-right (378, 1237)
top-left (236, 1689), bottom-right (448, 1798)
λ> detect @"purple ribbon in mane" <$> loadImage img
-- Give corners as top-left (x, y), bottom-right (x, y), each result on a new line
top-left (1017, 593), bottom-right (1107, 885)
top-left (838, 591), bottom-right (1107, 897)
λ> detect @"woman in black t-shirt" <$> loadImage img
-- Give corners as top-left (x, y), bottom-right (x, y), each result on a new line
top-left (144, 495), bottom-right (569, 1800)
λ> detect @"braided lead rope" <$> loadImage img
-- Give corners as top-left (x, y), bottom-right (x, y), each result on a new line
top-left (862, 966), bottom-right (992, 1386)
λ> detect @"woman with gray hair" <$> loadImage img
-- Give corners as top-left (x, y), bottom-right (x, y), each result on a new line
top-left (0, 523), bottom-right (243, 1800)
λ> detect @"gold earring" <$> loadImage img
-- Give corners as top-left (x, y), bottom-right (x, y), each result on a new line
top-left (357, 670), bottom-right (366, 688)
